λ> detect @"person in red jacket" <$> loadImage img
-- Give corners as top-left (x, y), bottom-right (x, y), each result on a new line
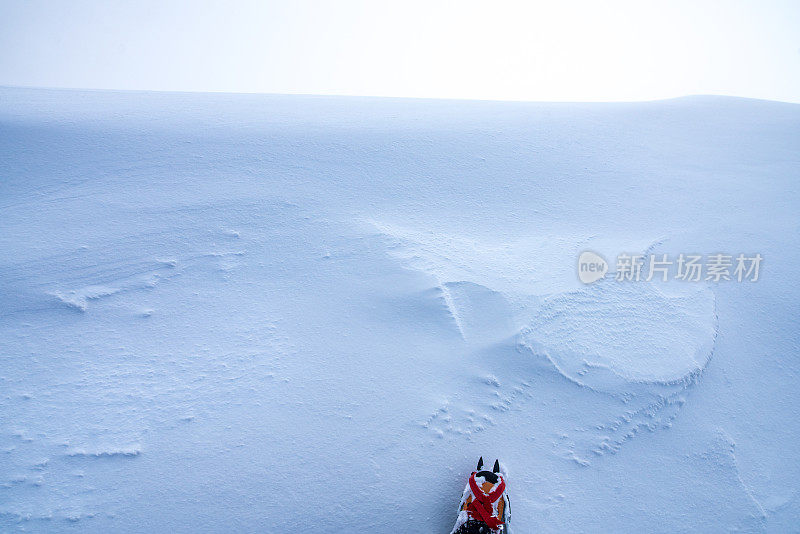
top-left (451, 458), bottom-right (511, 534)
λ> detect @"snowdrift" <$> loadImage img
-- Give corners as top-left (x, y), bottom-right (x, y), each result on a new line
top-left (1, 87), bottom-right (798, 532)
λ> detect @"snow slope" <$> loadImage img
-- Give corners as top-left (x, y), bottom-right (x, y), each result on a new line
top-left (1, 87), bottom-right (798, 532)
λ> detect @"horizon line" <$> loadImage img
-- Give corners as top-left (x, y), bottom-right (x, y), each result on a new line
top-left (2, 83), bottom-right (798, 106)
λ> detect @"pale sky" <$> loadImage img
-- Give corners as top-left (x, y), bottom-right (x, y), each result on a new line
top-left (1, 0), bottom-right (799, 102)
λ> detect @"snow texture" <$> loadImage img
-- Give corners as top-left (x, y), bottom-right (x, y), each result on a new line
top-left (1, 87), bottom-right (798, 532)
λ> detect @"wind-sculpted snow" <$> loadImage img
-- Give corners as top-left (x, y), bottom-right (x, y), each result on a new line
top-left (371, 220), bottom-right (619, 299)
top-left (1, 88), bottom-right (798, 532)
top-left (375, 221), bottom-right (718, 463)
top-left (519, 283), bottom-right (717, 462)
top-left (520, 282), bottom-right (717, 385)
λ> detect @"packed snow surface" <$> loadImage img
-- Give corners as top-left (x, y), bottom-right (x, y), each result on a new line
top-left (1, 87), bottom-right (799, 532)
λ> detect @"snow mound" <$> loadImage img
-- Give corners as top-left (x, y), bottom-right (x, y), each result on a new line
top-left (520, 282), bottom-right (717, 386)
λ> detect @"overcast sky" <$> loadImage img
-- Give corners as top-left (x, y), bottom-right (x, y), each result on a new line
top-left (1, 0), bottom-right (798, 102)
